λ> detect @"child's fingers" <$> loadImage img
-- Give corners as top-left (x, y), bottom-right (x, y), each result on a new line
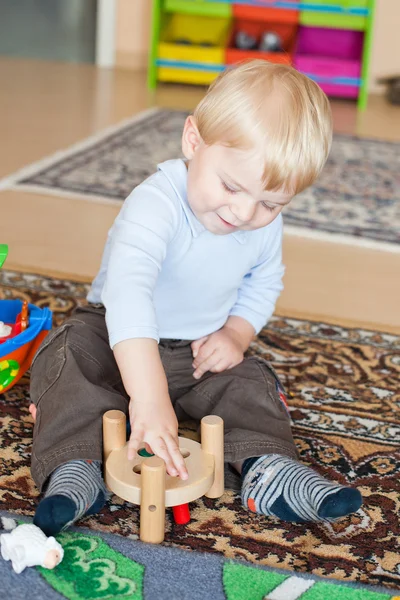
top-left (192, 339), bottom-right (216, 368)
top-left (165, 433), bottom-right (188, 480)
top-left (128, 431), bottom-right (143, 461)
top-left (209, 358), bottom-right (229, 373)
top-left (150, 437), bottom-right (179, 477)
top-left (193, 350), bottom-right (218, 379)
top-left (191, 336), bottom-right (209, 358)
top-left (144, 443), bottom-right (153, 454)
top-left (29, 403), bottom-right (37, 422)
top-left (210, 357), bottom-right (241, 373)
top-left (192, 350), bottom-right (213, 369)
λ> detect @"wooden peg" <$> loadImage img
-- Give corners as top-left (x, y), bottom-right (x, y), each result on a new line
top-left (20, 300), bottom-right (29, 331)
top-left (172, 503), bottom-right (190, 525)
top-left (201, 415), bottom-right (224, 498)
top-left (140, 456), bottom-right (166, 544)
top-left (103, 410), bottom-right (126, 463)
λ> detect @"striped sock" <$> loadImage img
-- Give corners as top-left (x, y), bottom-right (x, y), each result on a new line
top-left (34, 460), bottom-right (108, 536)
top-left (241, 455), bottom-right (362, 523)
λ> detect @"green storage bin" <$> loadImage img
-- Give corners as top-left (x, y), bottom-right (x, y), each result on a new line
top-left (164, 0), bottom-right (231, 18)
top-left (300, 0), bottom-right (370, 31)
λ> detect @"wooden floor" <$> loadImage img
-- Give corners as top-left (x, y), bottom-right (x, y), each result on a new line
top-left (0, 58), bottom-right (399, 333)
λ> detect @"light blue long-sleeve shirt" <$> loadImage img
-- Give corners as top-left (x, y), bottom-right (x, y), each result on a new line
top-left (88, 159), bottom-right (285, 348)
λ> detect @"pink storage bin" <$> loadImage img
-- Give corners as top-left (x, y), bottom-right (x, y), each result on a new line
top-left (294, 26), bottom-right (363, 99)
top-left (295, 55), bottom-right (361, 98)
top-left (296, 26), bottom-right (363, 60)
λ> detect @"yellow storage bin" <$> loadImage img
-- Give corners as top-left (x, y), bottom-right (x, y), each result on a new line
top-left (157, 12), bottom-right (230, 85)
top-left (157, 67), bottom-right (221, 86)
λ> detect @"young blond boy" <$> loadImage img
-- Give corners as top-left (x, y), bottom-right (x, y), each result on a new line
top-left (30, 60), bottom-right (362, 535)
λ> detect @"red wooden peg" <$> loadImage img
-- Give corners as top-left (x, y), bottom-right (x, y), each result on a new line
top-left (172, 503), bottom-right (190, 525)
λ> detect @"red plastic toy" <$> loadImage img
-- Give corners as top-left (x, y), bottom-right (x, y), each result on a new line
top-left (0, 245), bottom-right (52, 393)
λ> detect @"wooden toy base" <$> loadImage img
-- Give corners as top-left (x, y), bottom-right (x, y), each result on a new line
top-left (103, 410), bottom-right (224, 544)
top-left (105, 436), bottom-right (214, 507)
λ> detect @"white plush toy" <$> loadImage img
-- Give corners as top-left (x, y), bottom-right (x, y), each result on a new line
top-left (0, 522), bottom-right (64, 574)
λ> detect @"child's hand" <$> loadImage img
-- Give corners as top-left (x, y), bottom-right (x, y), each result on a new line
top-left (191, 328), bottom-right (244, 380)
top-left (128, 396), bottom-right (188, 480)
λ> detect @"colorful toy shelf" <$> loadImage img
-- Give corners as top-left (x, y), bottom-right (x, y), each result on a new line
top-left (148, 0), bottom-right (376, 109)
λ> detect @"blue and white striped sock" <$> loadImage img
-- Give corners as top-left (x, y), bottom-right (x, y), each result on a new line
top-left (241, 455), bottom-right (362, 523)
top-left (34, 460), bottom-right (108, 536)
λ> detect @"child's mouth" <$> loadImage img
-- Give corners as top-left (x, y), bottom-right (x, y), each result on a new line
top-left (218, 215), bottom-right (235, 228)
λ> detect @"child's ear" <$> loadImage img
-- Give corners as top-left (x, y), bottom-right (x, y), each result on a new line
top-left (182, 116), bottom-right (202, 159)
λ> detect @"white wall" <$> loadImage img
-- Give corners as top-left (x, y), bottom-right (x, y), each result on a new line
top-left (115, 0), bottom-right (151, 70)
top-left (369, 0), bottom-right (400, 93)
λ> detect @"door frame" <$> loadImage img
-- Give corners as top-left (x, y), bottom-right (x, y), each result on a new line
top-left (96, 0), bottom-right (116, 67)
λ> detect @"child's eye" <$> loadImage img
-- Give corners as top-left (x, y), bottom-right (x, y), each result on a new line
top-left (261, 202), bottom-right (276, 212)
top-left (221, 180), bottom-right (238, 194)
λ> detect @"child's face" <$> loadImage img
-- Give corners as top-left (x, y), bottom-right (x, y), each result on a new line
top-left (182, 118), bottom-right (292, 235)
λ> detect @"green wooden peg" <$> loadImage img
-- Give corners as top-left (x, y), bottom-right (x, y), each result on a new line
top-left (0, 244), bottom-right (8, 268)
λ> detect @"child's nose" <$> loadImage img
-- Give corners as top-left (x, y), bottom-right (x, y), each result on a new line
top-left (230, 199), bottom-right (256, 223)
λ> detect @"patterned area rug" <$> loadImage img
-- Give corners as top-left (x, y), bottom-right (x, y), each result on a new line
top-left (0, 109), bottom-right (399, 251)
top-left (1, 270), bottom-right (400, 594)
top-left (2, 514), bottom-right (397, 600)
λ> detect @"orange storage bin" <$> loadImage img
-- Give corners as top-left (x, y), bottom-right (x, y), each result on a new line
top-left (233, 3), bottom-right (299, 24)
top-left (226, 18), bottom-right (297, 66)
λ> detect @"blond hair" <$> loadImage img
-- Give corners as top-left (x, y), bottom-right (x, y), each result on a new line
top-left (193, 60), bottom-right (332, 195)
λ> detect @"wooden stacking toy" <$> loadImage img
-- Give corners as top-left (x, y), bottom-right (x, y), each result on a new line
top-left (103, 410), bottom-right (224, 544)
